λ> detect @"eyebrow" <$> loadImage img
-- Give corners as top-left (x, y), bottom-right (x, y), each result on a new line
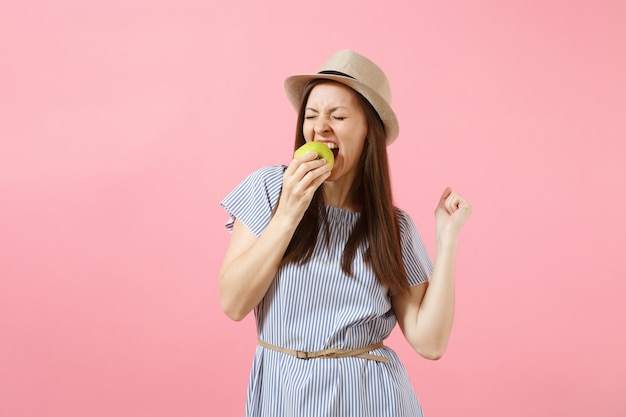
top-left (305, 106), bottom-right (350, 113)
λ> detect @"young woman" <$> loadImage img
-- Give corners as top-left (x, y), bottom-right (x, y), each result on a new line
top-left (219, 49), bottom-right (473, 417)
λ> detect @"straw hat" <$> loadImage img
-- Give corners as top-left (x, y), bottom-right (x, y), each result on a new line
top-left (284, 49), bottom-right (399, 145)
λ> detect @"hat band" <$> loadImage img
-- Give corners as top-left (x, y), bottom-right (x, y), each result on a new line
top-left (318, 70), bottom-right (356, 80)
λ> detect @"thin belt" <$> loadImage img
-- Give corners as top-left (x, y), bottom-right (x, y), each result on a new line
top-left (258, 339), bottom-right (389, 363)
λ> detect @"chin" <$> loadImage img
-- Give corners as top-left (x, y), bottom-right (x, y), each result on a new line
top-left (325, 169), bottom-right (339, 182)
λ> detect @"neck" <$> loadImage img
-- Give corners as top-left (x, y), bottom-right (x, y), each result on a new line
top-left (322, 180), bottom-right (361, 212)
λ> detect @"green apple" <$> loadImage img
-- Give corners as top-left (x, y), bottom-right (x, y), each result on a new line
top-left (293, 141), bottom-right (335, 171)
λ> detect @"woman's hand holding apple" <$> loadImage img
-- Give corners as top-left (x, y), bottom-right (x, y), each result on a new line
top-left (276, 150), bottom-right (331, 225)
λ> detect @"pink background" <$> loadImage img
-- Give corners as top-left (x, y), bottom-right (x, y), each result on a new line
top-left (1, 1), bottom-right (625, 416)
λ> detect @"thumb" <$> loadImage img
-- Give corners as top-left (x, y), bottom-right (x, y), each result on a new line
top-left (437, 187), bottom-right (452, 210)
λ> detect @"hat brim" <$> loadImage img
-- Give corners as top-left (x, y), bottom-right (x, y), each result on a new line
top-left (284, 74), bottom-right (399, 145)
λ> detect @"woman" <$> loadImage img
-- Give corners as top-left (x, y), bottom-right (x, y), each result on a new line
top-left (219, 50), bottom-right (472, 416)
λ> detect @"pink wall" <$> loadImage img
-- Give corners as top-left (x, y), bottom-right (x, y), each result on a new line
top-left (1, 1), bottom-right (624, 416)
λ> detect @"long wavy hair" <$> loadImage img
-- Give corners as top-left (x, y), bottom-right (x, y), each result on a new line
top-left (279, 79), bottom-right (409, 294)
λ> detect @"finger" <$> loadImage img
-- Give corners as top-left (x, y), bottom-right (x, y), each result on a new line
top-left (437, 187), bottom-right (452, 207)
top-left (284, 157), bottom-right (301, 177)
top-left (445, 193), bottom-right (458, 214)
top-left (447, 193), bottom-right (473, 217)
top-left (293, 159), bottom-right (329, 182)
top-left (285, 162), bottom-right (330, 198)
top-left (285, 151), bottom-right (315, 176)
top-left (285, 155), bottom-right (327, 181)
top-left (294, 151), bottom-right (319, 163)
top-left (457, 197), bottom-right (473, 215)
top-left (307, 167), bottom-right (332, 191)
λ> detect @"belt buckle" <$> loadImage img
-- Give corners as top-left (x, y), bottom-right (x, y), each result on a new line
top-left (295, 350), bottom-right (309, 360)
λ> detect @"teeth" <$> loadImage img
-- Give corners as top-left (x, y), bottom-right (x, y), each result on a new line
top-left (324, 143), bottom-right (338, 150)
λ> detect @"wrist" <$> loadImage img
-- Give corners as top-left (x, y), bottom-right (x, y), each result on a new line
top-left (272, 209), bottom-right (304, 232)
top-left (436, 234), bottom-right (458, 253)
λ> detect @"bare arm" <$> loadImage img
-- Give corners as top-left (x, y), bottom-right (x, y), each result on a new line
top-left (392, 188), bottom-right (472, 360)
top-left (218, 154), bottom-right (331, 321)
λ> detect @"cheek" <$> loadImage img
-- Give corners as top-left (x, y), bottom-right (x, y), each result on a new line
top-left (347, 119), bottom-right (368, 143)
top-left (344, 142), bottom-right (365, 162)
top-left (301, 122), bottom-right (313, 140)
top-left (354, 127), bottom-right (368, 150)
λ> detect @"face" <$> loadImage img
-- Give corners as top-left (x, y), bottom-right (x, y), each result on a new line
top-left (302, 82), bottom-right (368, 182)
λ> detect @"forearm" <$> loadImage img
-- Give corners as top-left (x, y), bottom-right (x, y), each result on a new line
top-left (395, 188), bottom-right (471, 360)
top-left (414, 239), bottom-right (457, 358)
top-left (219, 214), bottom-right (298, 321)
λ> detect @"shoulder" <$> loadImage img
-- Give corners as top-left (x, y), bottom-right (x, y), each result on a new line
top-left (395, 207), bottom-right (417, 233)
top-left (244, 165), bottom-right (287, 185)
top-left (394, 207), bottom-right (428, 249)
top-left (221, 165), bottom-right (287, 236)
top-left (229, 165), bottom-right (287, 197)
top-left (222, 164), bottom-right (286, 204)
top-left (252, 164), bottom-right (287, 177)
top-left (394, 206), bottom-right (433, 282)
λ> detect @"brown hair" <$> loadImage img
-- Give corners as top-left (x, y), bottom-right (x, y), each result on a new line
top-left (279, 79), bottom-right (409, 294)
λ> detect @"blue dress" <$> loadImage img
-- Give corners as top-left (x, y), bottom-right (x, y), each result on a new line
top-left (221, 165), bottom-right (433, 417)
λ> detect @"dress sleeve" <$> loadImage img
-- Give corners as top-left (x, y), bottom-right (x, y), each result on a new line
top-left (220, 165), bottom-right (286, 237)
top-left (397, 209), bottom-right (433, 287)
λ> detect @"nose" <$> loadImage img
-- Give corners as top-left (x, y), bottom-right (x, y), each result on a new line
top-left (313, 118), bottom-right (330, 135)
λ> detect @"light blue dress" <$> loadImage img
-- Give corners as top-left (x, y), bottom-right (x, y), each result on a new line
top-left (221, 165), bottom-right (433, 417)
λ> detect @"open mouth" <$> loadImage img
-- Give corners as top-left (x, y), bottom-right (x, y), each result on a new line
top-left (325, 142), bottom-right (339, 158)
